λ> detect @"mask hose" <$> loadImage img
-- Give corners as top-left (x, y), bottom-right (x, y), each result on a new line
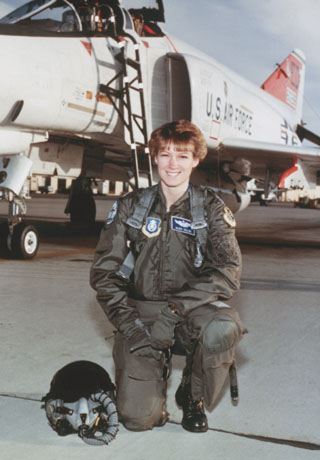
top-left (80, 391), bottom-right (119, 446)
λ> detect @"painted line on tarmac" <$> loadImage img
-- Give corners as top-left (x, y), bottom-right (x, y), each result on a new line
top-left (0, 248), bottom-right (95, 262)
top-left (0, 393), bottom-right (41, 402)
top-left (168, 421), bottom-right (320, 451)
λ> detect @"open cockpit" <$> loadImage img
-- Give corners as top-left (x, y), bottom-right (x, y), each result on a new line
top-left (0, 0), bottom-right (165, 37)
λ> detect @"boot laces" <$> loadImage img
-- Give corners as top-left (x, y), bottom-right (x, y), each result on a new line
top-left (186, 398), bottom-right (204, 415)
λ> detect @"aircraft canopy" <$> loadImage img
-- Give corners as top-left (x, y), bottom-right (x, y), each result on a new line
top-left (0, 0), bottom-right (165, 24)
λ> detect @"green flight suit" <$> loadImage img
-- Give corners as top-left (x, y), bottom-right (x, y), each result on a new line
top-left (90, 184), bottom-right (245, 431)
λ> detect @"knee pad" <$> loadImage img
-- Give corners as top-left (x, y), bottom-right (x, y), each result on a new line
top-left (122, 418), bottom-right (153, 432)
top-left (122, 410), bottom-right (168, 432)
top-left (201, 315), bottom-right (240, 353)
top-left (119, 392), bottom-right (168, 432)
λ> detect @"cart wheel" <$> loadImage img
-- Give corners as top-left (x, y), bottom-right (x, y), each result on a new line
top-left (10, 223), bottom-right (39, 259)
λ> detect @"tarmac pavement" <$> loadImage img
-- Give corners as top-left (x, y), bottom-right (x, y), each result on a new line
top-left (0, 198), bottom-right (320, 459)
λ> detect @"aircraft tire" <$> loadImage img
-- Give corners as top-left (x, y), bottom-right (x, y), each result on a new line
top-left (10, 223), bottom-right (39, 260)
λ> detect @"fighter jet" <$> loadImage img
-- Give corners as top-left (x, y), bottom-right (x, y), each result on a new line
top-left (0, 0), bottom-right (319, 258)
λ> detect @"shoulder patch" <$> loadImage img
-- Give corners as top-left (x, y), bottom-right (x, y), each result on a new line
top-left (142, 217), bottom-right (161, 237)
top-left (105, 200), bottom-right (118, 226)
top-left (223, 207), bottom-right (236, 228)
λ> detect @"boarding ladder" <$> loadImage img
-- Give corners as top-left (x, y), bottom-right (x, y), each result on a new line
top-left (100, 34), bottom-right (153, 188)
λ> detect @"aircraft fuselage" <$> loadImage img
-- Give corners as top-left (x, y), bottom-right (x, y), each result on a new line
top-left (0, 30), bottom-right (301, 157)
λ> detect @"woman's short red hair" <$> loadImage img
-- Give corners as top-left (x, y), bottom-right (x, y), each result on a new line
top-left (148, 120), bottom-right (207, 161)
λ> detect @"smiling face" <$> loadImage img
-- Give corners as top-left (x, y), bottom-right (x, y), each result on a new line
top-left (154, 142), bottom-right (199, 192)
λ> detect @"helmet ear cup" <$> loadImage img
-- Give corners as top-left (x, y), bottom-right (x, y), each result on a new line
top-left (55, 419), bottom-right (75, 437)
top-left (42, 361), bottom-right (119, 445)
top-left (44, 399), bottom-right (75, 436)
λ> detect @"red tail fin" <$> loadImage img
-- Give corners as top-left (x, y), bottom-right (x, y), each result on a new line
top-left (261, 49), bottom-right (305, 118)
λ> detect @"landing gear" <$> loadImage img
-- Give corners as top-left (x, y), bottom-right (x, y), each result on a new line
top-left (8, 223), bottom-right (39, 259)
top-left (0, 219), bottom-right (39, 260)
top-left (0, 155), bottom-right (39, 260)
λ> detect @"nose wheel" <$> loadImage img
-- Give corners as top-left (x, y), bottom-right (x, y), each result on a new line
top-left (1, 222), bottom-right (39, 259)
top-left (0, 155), bottom-right (39, 260)
top-left (10, 223), bottom-right (39, 259)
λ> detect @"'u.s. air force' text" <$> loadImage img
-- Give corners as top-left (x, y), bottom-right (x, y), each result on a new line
top-left (206, 93), bottom-right (253, 136)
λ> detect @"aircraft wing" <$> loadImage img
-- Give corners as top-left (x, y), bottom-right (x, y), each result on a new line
top-left (218, 138), bottom-right (320, 170)
top-left (213, 138), bottom-right (320, 190)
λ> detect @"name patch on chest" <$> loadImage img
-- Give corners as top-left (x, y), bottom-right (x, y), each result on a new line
top-left (142, 217), bottom-right (161, 237)
top-left (171, 216), bottom-right (195, 235)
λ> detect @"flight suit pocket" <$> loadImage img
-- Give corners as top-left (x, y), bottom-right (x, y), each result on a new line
top-left (128, 354), bottom-right (165, 381)
top-left (113, 332), bottom-right (165, 382)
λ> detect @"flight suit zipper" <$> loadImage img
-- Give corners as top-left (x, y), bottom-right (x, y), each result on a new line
top-left (158, 211), bottom-right (169, 297)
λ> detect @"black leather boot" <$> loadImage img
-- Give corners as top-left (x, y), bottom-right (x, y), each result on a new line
top-left (175, 383), bottom-right (208, 433)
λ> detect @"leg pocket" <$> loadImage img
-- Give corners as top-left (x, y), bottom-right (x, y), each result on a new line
top-left (113, 331), bottom-right (166, 381)
top-left (195, 343), bottom-right (235, 408)
top-left (113, 332), bottom-right (168, 430)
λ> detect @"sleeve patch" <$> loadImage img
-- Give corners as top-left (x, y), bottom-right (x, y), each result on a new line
top-left (212, 234), bottom-right (241, 265)
top-left (223, 207), bottom-right (236, 228)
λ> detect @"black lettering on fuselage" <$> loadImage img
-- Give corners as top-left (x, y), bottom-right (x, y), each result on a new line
top-left (216, 97), bottom-right (221, 120)
top-left (206, 92), bottom-right (212, 117)
top-left (281, 118), bottom-right (299, 145)
top-left (248, 116), bottom-right (252, 136)
top-left (229, 104), bottom-right (233, 124)
top-left (205, 92), bottom-right (253, 136)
